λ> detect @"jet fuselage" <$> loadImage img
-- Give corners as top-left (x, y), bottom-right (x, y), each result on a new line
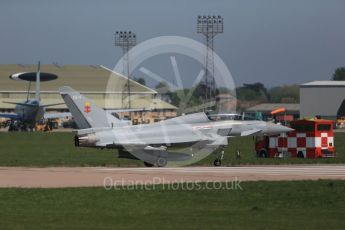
top-left (75, 113), bottom-right (293, 149)
top-left (14, 100), bottom-right (44, 125)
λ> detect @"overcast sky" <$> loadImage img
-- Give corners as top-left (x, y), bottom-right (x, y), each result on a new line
top-left (1, 0), bottom-right (345, 88)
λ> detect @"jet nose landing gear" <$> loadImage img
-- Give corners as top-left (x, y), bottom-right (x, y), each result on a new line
top-left (213, 147), bottom-right (225, 167)
top-left (213, 158), bottom-right (222, 167)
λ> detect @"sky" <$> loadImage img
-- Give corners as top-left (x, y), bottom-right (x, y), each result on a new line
top-left (1, 0), bottom-right (345, 89)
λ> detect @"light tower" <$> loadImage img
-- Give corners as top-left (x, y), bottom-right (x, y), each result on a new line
top-left (197, 15), bottom-right (223, 104)
top-left (114, 31), bottom-right (137, 110)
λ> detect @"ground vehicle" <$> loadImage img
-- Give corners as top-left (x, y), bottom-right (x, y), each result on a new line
top-left (255, 119), bottom-right (335, 158)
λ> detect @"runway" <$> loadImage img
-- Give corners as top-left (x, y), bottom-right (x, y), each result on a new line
top-left (1, 165), bottom-right (345, 188)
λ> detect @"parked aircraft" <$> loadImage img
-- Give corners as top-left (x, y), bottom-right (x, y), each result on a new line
top-left (59, 86), bottom-right (293, 166)
top-left (0, 62), bottom-right (68, 131)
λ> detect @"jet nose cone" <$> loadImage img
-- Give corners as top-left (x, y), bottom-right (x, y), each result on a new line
top-left (265, 123), bottom-right (294, 135)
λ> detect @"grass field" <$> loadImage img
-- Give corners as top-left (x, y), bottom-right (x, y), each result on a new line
top-left (0, 180), bottom-right (344, 229)
top-left (0, 132), bottom-right (344, 167)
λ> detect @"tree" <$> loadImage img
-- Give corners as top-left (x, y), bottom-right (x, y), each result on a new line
top-left (236, 88), bottom-right (261, 101)
top-left (269, 85), bottom-right (299, 103)
top-left (155, 81), bottom-right (170, 93)
top-left (243, 82), bottom-right (270, 100)
top-left (332, 67), bottom-right (345, 81)
top-left (236, 82), bottom-right (269, 102)
top-left (134, 77), bottom-right (146, 86)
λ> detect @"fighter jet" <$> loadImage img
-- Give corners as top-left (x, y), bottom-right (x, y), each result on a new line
top-left (0, 62), bottom-right (68, 131)
top-left (59, 86), bottom-right (293, 167)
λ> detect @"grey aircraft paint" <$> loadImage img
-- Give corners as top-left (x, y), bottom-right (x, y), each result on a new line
top-left (60, 86), bottom-right (293, 167)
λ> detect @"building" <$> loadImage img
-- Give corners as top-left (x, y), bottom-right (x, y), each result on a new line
top-left (300, 81), bottom-right (345, 120)
top-left (246, 103), bottom-right (300, 121)
top-left (0, 64), bottom-right (177, 124)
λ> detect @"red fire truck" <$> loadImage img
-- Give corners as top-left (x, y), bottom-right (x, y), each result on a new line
top-left (255, 119), bottom-right (335, 158)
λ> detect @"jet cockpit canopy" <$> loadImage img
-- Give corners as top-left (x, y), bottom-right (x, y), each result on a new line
top-left (206, 113), bottom-right (258, 121)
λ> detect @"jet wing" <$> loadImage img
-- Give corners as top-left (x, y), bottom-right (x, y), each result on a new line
top-left (42, 103), bottom-right (66, 108)
top-left (0, 113), bottom-right (21, 120)
top-left (44, 112), bottom-right (71, 119)
top-left (107, 108), bottom-right (152, 113)
top-left (3, 101), bottom-right (37, 107)
top-left (129, 147), bottom-right (192, 164)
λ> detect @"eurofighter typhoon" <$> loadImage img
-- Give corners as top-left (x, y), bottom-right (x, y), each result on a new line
top-left (60, 86), bottom-right (293, 167)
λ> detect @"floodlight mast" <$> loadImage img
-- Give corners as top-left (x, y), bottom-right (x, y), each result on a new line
top-left (114, 31), bottom-right (137, 116)
top-left (197, 15), bottom-right (223, 109)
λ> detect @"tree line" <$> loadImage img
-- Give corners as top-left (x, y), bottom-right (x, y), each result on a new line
top-left (132, 66), bottom-right (345, 109)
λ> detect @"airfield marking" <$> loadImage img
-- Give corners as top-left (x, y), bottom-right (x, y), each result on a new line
top-left (0, 165), bottom-right (345, 188)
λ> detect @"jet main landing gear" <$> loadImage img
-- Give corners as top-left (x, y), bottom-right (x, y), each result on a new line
top-left (144, 162), bottom-right (154, 167)
top-left (156, 157), bottom-right (167, 167)
top-left (143, 157), bottom-right (167, 167)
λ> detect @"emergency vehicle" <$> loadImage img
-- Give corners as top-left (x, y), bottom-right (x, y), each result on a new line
top-left (255, 119), bottom-right (335, 158)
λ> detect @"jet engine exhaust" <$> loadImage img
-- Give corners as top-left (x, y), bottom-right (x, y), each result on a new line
top-left (74, 133), bottom-right (98, 147)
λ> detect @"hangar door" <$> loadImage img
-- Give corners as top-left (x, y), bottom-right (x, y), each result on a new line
top-left (337, 99), bottom-right (345, 117)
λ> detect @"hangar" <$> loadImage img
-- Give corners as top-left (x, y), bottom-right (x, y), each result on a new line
top-left (300, 81), bottom-right (345, 120)
top-left (0, 64), bottom-right (177, 124)
top-left (246, 103), bottom-right (300, 121)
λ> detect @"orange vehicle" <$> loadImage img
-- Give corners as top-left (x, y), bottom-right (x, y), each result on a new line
top-left (255, 119), bottom-right (335, 158)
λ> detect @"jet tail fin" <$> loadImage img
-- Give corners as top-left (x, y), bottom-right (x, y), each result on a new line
top-left (59, 86), bottom-right (120, 129)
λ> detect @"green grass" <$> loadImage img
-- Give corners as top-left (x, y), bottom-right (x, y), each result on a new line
top-left (0, 132), bottom-right (141, 167)
top-left (0, 180), bottom-right (344, 229)
top-left (0, 132), bottom-right (344, 167)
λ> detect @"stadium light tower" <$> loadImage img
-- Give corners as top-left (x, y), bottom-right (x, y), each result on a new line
top-left (197, 15), bottom-right (224, 105)
top-left (114, 31), bottom-right (137, 110)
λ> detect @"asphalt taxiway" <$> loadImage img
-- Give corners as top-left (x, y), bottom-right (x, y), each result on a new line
top-left (1, 165), bottom-right (345, 188)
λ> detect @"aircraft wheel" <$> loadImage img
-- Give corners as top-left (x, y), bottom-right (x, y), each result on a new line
top-left (156, 157), bottom-right (167, 167)
top-left (144, 162), bottom-right (154, 167)
top-left (297, 151), bottom-right (304, 158)
top-left (214, 159), bottom-right (221, 167)
top-left (259, 149), bottom-right (267, 158)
